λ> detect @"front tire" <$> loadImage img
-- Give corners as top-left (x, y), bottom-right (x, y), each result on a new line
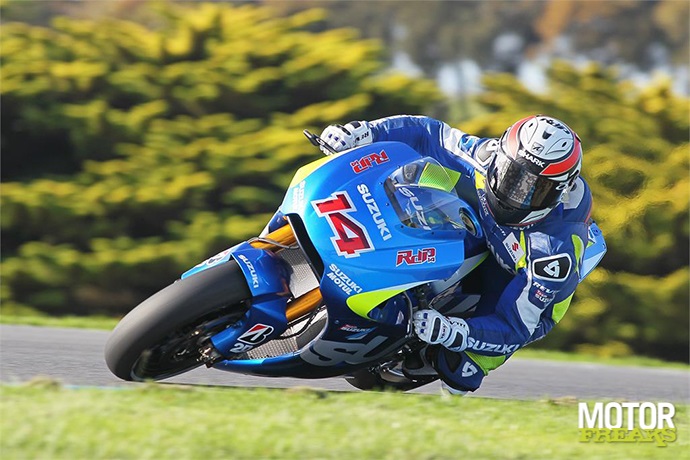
top-left (105, 261), bottom-right (251, 381)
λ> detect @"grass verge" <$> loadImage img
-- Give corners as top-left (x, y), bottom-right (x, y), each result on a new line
top-left (1, 382), bottom-right (687, 460)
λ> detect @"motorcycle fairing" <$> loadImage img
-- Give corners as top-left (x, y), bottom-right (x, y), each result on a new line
top-left (210, 143), bottom-right (488, 378)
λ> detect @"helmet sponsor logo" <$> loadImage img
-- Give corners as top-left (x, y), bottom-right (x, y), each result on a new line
top-left (532, 253), bottom-right (572, 281)
top-left (543, 117), bottom-right (571, 134)
top-left (520, 151), bottom-right (546, 167)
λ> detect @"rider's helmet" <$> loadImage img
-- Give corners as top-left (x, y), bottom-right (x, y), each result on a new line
top-left (485, 115), bottom-right (582, 226)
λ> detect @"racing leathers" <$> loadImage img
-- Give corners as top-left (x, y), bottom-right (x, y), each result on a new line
top-left (360, 115), bottom-right (596, 393)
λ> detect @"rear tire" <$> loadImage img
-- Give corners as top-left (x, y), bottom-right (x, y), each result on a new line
top-left (104, 261), bottom-right (251, 381)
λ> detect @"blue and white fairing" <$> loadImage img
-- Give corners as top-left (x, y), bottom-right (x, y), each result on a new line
top-left (210, 142), bottom-right (487, 378)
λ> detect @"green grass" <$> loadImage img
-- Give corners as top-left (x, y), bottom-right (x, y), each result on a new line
top-left (1, 382), bottom-right (687, 459)
top-left (0, 314), bottom-right (121, 330)
top-left (2, 313), bottom-right (688, 370)
top-left (513, 349), bottom-right (690, 370)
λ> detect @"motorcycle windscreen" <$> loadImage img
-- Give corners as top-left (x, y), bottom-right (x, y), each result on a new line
top-left (384, 157), bottom-right (481, 235)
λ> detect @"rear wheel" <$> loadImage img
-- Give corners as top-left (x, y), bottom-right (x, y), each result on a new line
top-left (105, 261), bottom-right (251, 381)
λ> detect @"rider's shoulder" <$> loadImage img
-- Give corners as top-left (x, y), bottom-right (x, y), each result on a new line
top-left (560, 177), bottom-right (593, 224)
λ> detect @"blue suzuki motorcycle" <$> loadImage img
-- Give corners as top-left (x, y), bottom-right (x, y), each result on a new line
top-left (105, 131), bottom-right (606, 391)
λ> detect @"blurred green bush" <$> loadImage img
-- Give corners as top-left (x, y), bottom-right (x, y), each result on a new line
top-left (1, 3), bottom-right (687, 361)
top-left (1, 3), bottom-right (440, 316)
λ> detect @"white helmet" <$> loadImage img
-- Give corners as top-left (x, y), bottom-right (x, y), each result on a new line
top-left (485, 115), bottom-right (582, 226)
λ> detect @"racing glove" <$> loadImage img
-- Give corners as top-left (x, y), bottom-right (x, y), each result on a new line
top-left (413, 309), bottom-right (469, 352)
top-left (319, 121), bottom-right (372, 154)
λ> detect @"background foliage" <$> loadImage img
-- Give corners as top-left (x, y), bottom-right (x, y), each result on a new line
top-left (1, 2), bottom-right (688, 362)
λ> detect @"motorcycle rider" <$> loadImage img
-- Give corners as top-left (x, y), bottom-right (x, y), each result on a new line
top-left (319, 115), bottom-right (603, 395)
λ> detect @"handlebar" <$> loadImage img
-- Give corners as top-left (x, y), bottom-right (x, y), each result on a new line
top-left (303, 129), bottom-right (338, 155)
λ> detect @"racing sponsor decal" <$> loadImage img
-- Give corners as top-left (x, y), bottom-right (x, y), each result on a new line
top-left (300, 336), bottom-right (390, 366)
top-left (291, 180), bottom-right (306, 210)
top-left (462, 361), bottom-right (479, 377)
top-left (395, 248), bottom-right (436, 267)
top-left (339, 324), bottom-right (373, 333)
top-left (194, 248), bottom-right (232, 270)
top-left (398, 187), bottom-right (431, 230)
top-left (312, 192), bottom-right (374, 258)
top-left (532, 253), bottom-right (572, 281)
top-left (502, 233), bottom-right (525, 264)
top-left (326, 263), bottom-right (362, 296)
top-left (350, 150), bottom-right (389, 174)
top-left (236, 254), bottom-right (260, 289)
top-left (531, 280), bottom-right (556, 305)
top-left (466, 337), bottom-right (520, 354)
top-left (229, 323), bottom-right (275, 353)
top-left (339, 324), bottom-right (376, 340)
top-left (357, 184), bottom-right (392, 241)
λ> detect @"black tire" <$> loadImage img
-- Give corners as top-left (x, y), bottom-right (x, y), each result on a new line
top-left (104, 261), bottom-right (251, 382)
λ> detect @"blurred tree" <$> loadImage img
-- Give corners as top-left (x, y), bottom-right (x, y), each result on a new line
top-left (1, 2), bottom-right (441, 315)
top-left (265, 0), bottom-right (689, 93)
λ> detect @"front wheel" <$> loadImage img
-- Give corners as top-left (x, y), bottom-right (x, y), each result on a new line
top-left (104, 261), bottom-right (251, 382)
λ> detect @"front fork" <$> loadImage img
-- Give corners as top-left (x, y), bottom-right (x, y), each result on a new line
top-left (207, 224), bottom-right (323, 358)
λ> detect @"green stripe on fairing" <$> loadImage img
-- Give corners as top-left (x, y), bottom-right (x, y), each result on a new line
top-left (346, 283), bottom-right (422, 319)
top-left (288, 154), bottom-right (342, 188)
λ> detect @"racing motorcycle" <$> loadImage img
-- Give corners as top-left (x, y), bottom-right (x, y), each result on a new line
top-left (105, 131), bottom-right (606, 391)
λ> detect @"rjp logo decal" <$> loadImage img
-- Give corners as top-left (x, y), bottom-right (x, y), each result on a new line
top-left (396, 248), bottom-right (436, 267)
top-left (237, 324), bottom-right (274, 345)
top-left (312, 192), bottom-right (374, 258)
top-left (350, 150), bottom-right (389, 174)
top-left (532, 254), bottom-right (571, 281)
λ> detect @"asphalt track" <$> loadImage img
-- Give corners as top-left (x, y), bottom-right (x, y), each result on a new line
top-left (1, 325), bottom-right (688, 402)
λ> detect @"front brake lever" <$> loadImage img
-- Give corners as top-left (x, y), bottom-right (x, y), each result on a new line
top-left (303, 129), bottom-right (338, 155)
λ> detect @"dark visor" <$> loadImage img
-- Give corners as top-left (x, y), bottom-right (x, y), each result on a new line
top-left (489, 154), bottom-right (563, 210)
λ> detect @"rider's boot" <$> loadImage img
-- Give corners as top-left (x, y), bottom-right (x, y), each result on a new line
top-left (402, 345), bottom-right (438, 377)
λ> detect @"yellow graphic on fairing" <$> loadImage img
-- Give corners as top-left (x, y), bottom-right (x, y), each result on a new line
top-left (289, 154), bottom-right (343, 188)
top-left (417, 162), bottom-right (461, 192)
top-left (346, 283), bottom-right (422, 319)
